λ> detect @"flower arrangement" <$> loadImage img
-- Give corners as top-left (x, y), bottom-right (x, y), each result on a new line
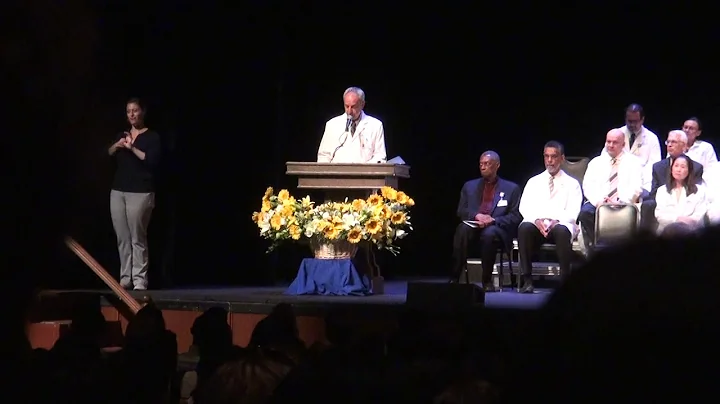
top-left (252, 186), bottom-right (415, 255)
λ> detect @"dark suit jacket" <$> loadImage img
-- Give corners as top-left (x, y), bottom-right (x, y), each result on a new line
top-left (649, 157), bottom-right (704, 199)
top-left (456, 177), bottom-right (523, 252)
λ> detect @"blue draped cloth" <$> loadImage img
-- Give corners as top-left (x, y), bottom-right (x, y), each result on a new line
top-left (285, 258), bottom-right (372, 296)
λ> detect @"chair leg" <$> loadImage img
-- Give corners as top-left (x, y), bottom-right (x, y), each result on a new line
top-left (515, 249), bottom-right (521, 292)
top-left (507, 252), bottom-right (516, 290)
top-left (498, 249), bottom-right (504, 292)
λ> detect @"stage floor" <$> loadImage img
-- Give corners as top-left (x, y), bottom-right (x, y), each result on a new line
top-left (93, 278), bottom-right (555, 314)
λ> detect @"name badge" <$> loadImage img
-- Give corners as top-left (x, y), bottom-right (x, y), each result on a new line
top-left (497, 199), bottom-right (508, 207)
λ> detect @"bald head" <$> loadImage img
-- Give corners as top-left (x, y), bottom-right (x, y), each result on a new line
top-left (605, 129), bottom-right (626, 158)
top-left (479, 150), bottom-right (500, 180)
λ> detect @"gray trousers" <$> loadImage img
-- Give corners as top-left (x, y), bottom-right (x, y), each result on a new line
top-left (110, 190), bottom-right (154, 289)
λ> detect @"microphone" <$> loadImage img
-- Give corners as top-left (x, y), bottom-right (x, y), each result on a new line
top-left (345, 116), bottom-right (352, 132)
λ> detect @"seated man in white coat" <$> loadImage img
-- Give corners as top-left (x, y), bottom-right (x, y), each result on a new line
top-left (316, 87), bottom-right (387, 164)
top-left (578, 129), bottom-right (644, 251)
top-left (703, 161), bottom-right (720, 224)
top-left (518, 141), bottom-right (583, 293)
top-left (601, 103), bottom-right (661, 179)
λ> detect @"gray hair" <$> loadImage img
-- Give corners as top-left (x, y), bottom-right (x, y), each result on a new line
top-left (343, 87), bottom-right (366, 102)
top-left (668, 130), bottom-right (688, 144)
top-left (481, 150), bottom-right (500, 163)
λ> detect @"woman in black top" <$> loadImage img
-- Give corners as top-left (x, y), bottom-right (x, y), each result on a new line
top-left (107, 98), bottom-right (161, 290)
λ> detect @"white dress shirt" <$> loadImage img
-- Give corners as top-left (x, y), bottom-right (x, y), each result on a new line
top-left (519, 169), bottom-right (583, 237)
top-left (654, 184), bottom-right (708, 233)
top-left (583, 152), bottom-right (645, 206)
top-left (666, 139), bottom-right (718, 168)
top-left (317, 111), bottom-right (387, 163)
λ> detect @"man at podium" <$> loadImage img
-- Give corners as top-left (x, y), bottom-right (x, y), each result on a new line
top-left (317, 87), bottom-right (387, 163)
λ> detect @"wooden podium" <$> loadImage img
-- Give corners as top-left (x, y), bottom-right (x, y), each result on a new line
top-left (285, 162), bottom-right (411, 294)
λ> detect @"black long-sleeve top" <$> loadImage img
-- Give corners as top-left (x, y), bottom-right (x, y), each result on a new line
top-left (111, 130), bottom-right (162, 193)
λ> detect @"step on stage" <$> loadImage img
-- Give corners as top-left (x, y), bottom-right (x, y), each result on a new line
top-left (28, 278), bottom-right (554, 353)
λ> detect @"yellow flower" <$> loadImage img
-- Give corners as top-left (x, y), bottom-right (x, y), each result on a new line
top-left (288, 224), bottom-right (302, 240)
top-left (255, 212), bottom-right (267, 227)
top-left (270, 214), bottom-right (283, 230)
top-left (279, 204), bottom-right (295, 217)
top-left (375, 205), bottom-right (391, 219)
top-left (396, 191), bottom-right (409, 204)
top-left (251, 212), bottom-right (259, 223)
top-left (367, 194), bottom-right (383, 206)
top-left (317, 220), bottom-right (332, 231)
top-left (347, 227), bottom-right (363, 243)
top-left (261, 199), bottom-right (272, 212)
top-left (282, 196), bottom-right (296, 206)
top-left (391, 211), bottom-right (406, 225)
top-left (301, 196), bottom-right (313, 208)
top-left (263, 187), bottom-right (273, 200)
top-left (381, 186), bottom-right (397, 201)
top-left (407, 198), bottom-right (415, 207)
top-left (351, 199), bottom-right (366, 211)
top-left (323, 225), bottom-right (340, 240)
top-left (331, 216), bottom-right (344, 230)
top-left (277, 189), bottom-right (290, 202)
top-left (365, 219), bottom-right (382, 234)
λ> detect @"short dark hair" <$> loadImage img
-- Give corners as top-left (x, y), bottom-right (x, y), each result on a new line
top-left (625, 103), bottom-right (645, 118)
top-left (544, 140), bottom-right (565, 156)
top-left (126, 97), bottom-right (146, 111)
top-left (686, 117), bottom-right (703, 131)
top-left (666, 154), bottom-right (698, 196)
top-left (480, 150), bottom-right (500, 164)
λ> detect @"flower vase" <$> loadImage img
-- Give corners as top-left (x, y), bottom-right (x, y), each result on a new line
top-left (310, 239), bottom-right (358, 260)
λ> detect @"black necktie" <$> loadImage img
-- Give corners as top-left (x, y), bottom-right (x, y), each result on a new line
top-left (350, 120), bottom-right (358, 135)
top-left (629, 132), bottom-right (636, 148)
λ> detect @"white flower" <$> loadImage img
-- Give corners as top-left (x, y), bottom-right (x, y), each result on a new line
top-left (304, 219), bottom-right (320, 237)
top-left (396, 229), bottom-right (407, 239)
top-left (341, 213), bottom-right (358, 230)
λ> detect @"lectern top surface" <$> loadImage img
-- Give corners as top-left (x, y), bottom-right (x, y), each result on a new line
top-left (286, 162), bottom-right (410, 178)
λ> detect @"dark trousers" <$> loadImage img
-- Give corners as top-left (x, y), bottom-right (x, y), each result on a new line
top-left (452, 223), bottom-right (503, 283)
top-left (517, 222), bottom-right (573, 278)
top-left (640, 199), bottom-right (658, 232)
top-left (577, 202), bottom-right (596, 250)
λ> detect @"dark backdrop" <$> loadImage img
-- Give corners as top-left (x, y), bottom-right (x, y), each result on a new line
top-left (17, 2), bottom-right (718, 288)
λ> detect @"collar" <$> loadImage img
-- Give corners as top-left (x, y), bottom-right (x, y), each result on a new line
top-left (688, 139), bottom-right (705, 149)
top-left (354, 111), bottom-right (365, 123)
top-left (611, 151), bottom-right (624, 163)
top-left (483, 176), bottom-right (498, 185)
top-left (625, 125), bottom-right (644, 137)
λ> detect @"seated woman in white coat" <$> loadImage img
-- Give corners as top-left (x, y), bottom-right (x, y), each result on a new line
top-left (655, 154), bottom-right (708, 236)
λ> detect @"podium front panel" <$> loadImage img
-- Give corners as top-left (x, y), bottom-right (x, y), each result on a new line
top-left (297, 176), bottom-right (398, 190)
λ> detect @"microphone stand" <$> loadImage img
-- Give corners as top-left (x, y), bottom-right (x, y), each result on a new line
top-left (329, 117), bottom-right (352, 162)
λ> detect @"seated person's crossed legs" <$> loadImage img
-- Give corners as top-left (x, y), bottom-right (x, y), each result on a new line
top-left (517, 221), bottom-right (573, 293)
